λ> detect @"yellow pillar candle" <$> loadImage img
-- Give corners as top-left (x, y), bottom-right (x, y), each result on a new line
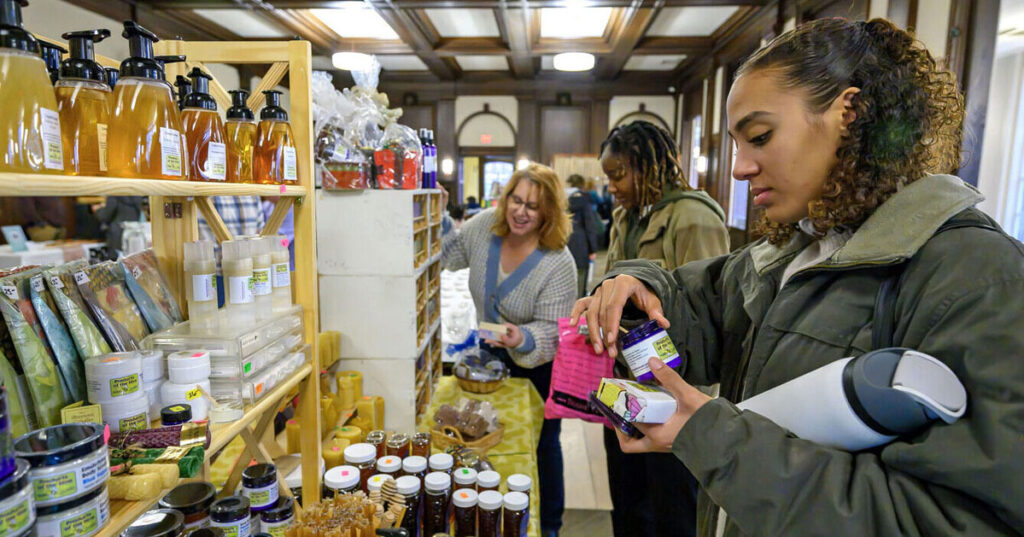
top-left (373, 395), bottom-right (385, 430)
top-left (337, 376), bottom-right (355, 409)
top-left (323, 396), bottom-right (340, 430)
top-left (356, 396), bottom-right (375, 428)
top-left (286, 419), bottom-right (301, 454)
top-left (332, 438), bottom-right (352, 451)
top-left (336, 425), bottom-right (362, 446)
top-left (323, 445), bottom-right (345, 469)
top-left (341, 370), bottom-right (363, 400)
top-left (349, 416), bottom-right (371, 434)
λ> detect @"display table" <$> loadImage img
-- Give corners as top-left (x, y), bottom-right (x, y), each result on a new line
top-left (422, 376), bottom-right (545, 537)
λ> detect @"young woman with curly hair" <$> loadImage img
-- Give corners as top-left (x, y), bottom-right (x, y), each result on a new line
top-left (572, 18), bottom-right (1024, 536)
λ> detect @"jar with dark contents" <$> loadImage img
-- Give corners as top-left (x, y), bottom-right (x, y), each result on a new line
top-left (159, 481), bottom-right (217, 530)
top-left (242, 463), bottom-right (279, 514)
top-left (401, 456), bottom-right (428, 481)
top-left (395, 476), bottom-right (421, 537)
top-left (365, 430), bottom-right (387, 459)
top-left (323, 465), bottom-right (360, 498)
top-left (123, 509), bottom-right (184, 537)
top-left (453, 468), bottom-right (477, 490)
top-left (477, 490), bottom-right (503, 537)
top-left (476, 471), bottom-right (501, 493)
top-left (385, 433), bottom-right (411, 458)
top-left (343, 443), bottom-right (377, 493)
top-left (376, 455), bottom-right (402, 479)
top-left (411, 432), bottom-right (431, 458)
top-left (507, 473), bottom-right (532, 507)
top-left (502, 491), bottom-right (530, 537)
top-left (452, 488), bottom-right (478, 537)
top-left (428, 453), bottom-right (454, 477)
top-left (422, 472), bottom-right (452, 537)
top-left (210, 496), bottom-right (252, 537)
top-left (259, 497), bottom-right (295, 537)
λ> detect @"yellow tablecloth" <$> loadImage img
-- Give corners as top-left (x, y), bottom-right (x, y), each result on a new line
top-left (421, 376), bottom-right (545, 537)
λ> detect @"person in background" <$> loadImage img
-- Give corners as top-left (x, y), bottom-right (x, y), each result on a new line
top-left (573, 18), bottom-right (1024, 537)
top-left (465, 195), bottom-right (482, 216)
top-left (599, 120), bottom-right (730, 537)
top-left (566, 174), bottom-right (601, 298)
top-left (448, 204), bottom-right (466, 231)
top-left (198, 195), bottom-right (266, 306)
top-left (441, 164), bottom-right (575, 537)
top-left (94, 196), bottom-right (145, 254)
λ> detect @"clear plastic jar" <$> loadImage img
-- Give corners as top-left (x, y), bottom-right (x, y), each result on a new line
top-left (343, 443), bottom-right (377, 493)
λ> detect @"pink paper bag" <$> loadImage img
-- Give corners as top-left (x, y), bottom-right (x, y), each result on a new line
top-left (545, 317), bottom-right (615, 422)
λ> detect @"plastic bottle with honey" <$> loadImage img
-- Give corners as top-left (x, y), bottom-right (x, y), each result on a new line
top-left (253, 89), bottom-right (297, 185)
top-left (226, 89), bottom-right (256, 184)
top-left (55, 29), bottom-right (112, 176)
top-left (181, 67), bottom-right (227, 182)
top-left (38, 40), bottom-right (64, 84)
top-left (0, 0), bottom-right (65, 173)
top-left (106, 21), bottom-right (185, 180)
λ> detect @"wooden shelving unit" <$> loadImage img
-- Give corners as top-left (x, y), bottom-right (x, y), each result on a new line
top-left (13, 37), bottom-right (323, 537)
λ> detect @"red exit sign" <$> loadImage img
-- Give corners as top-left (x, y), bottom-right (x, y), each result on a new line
top-left (480, 134), bottom-right (492, 145)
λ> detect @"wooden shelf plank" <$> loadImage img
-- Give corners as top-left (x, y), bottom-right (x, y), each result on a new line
top-left (0, 173), bottom-right (306, 198)
top-left (99, 363), bottom-right (313, 537)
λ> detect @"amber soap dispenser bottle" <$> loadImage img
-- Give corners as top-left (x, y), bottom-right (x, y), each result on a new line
top-left (181, 67), bottom-right (228, 182)
top-left (253, 89), bottom-right (297, 185)
top-left (55, 29), bottom-right (112, 176)
top-left (225, 89), bottom-right (256, 184)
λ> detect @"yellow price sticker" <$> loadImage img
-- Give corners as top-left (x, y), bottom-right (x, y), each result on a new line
top-left (186, 387), bottom-right (202, 401)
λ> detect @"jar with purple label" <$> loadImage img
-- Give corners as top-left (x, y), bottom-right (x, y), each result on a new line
top-left (620, 320), bottom-right (681, 382)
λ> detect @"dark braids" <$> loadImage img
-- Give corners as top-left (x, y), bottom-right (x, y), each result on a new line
top-left (601, 120), bottom-right (692, 209)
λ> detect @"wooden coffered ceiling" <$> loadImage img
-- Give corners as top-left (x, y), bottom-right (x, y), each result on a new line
top-left (65, 0), bottom-right (766, 88)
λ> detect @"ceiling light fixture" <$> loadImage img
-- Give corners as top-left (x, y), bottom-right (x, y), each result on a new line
top-left (553, 52), bottom-right (595, 72)
top-left (441, 158), bottom-right (454, 176)
top-left (332, 52), bottom-right (372, 71)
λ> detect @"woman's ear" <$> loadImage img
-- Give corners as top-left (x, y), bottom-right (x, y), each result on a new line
top-left (838, 87), bottom-right (861, 131)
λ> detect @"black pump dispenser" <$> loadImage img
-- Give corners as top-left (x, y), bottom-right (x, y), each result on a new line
top-left (173, 75), bottom-right (191, 111)
top-left (154, 54), bottom-right (184, 81)
top-left (0, 0), bottom-right (37, 53)
top-left (183, 67), bottom-right (216, 111)
top-left (59, 29), bottom-right (110, 84)
top-left (119, 21), bottom-right (162, 80)
top-left (105, 67), bottom-right (118, 87)
top-left (260, 90), bottom-right (287, 121)
top-left (227, 89), bottom-right (254, 121)
top-left (38, 40), bottom-right (65, 84)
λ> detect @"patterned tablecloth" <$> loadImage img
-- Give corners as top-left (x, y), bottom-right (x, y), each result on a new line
top-left (421, 376), bottom-right (545, 537)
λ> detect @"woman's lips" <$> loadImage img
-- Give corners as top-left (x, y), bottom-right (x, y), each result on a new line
top-left (752, 187), bottom-right (772, 206)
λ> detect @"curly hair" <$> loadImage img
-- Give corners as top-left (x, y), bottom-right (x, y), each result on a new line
top-left (600, 120), bottom-right (693, 209)
top-left (736, 18), bottom-right (965, 244)
top-left (492, 163), bottom-right (572, 250)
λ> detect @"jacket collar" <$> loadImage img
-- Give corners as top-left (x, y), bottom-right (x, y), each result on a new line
top-left (637, 189), bottom-right (726, 244)
top-left (750, 174), bottom-right (984, 274)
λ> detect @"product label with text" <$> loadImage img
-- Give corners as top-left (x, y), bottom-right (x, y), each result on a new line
top-left (160, 127), bottom-right (183, 176)
top-left (207, 142), bottom-right (227, 180)
top-left (283, 146), bottom-right (297, 181)
top-left (40, 107), bottom-right (64, 170)
top-left (109, 373), bottom-right (140, 397)
top-left (253, 268), bottom-right (271, 296)
top-left (0, 497), bottom-right (31, 534)
top-left (228, 275), bottom-right (254, 304)
top-left (272, 263), bottom-right (290, 288)
top-left (119, 412), bottom-right (148, 432)
top-left (192, 273), bottom-right (216, 302)
top-left (97, 123), bottom-right (108, 172)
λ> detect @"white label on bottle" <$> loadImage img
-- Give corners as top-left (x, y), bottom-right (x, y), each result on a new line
top-left (97, 123), bottom-right (108, 172)
top-left (283, 146), bottom-right (297, 181)
top-left (49, 276), bottom-right (64, 289)
top-left (31, 276), bottom-right (44, 293)
top-left (74, 271), bottom-right (90, 284)
top-left (272, 262), bottom-right (290, 288)
top-left (207, 142), bottom-right (227, 181)
top-left (40, 107), bottom-right (64, 170)
top-left (253, 267), bottom-right (271, 296)
top-left (427, 155), bottom-right (436, 174)
top-left (1, 285), bottom-right (17, 300)
top-left (228, 275), bottom-right (253, 304)
top-left (160, 127), bottom-right (183, 176)
top-left (192, 273), bottom-right (215, 302)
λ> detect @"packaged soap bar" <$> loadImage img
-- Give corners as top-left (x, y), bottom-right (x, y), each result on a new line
top-left (44, 261), bottom-right (112, 359)
top-left (28, 272), bottom-right (87, 402)
top-left (76, 262), bottom-right (149, 351)
top-left (0, 269), bottom-right (67, 426)
top-left (0, 350), bottom-right (31, 436)
top-left (121, 249), bottom-right (183, 332)
top-left (596, 378), bottom-right (676, 424)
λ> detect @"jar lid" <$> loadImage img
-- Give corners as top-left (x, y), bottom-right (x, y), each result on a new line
top-left (210, 496), bottom-right (250, 522)
top-left (0, 459), bottom-right (29, 500)
top-left (376, 456), bottom-right (401, 474)
top-left (395, 476), bottom-right (420, 495)
top-left (86, 351), bottom-right (141, 371)
top-left (159, 482), bottom-right (216, 515)
top-left (324, 465), bottom-right (360, 491)
top-left (453, 467), bottom-right (477, 485)
top-left (343, 443), bottom-right (376, 464)
top-left (242, 463), bottom-right (277, 490)
top-left (161, 404), bottom-right (192, 424)
top-left (14, 423), bottom-right (104, 467)
top-left (184, 528), bottom-right (224, 537)
top-left (365, 430), bottom-right (386, 441)
top-left (260, 497), bottom-right (293, 523)
top-left (424, 472), bottom-right (451, 493)
top-left (168, 350), bottom-right (210, 367)
top-left (503, 491), bottom-right (529, 511)
top-left (619, 319), bottom-right (665, 347)
top-left (452, 488), bottom-right (478, 508)
top-left (402, 456), bottom-right (427, 473)
top-left (506, 473), bottom-right (532, 492)
top-left (123, 509), bottom-right (184, 537)
top-left (428, 453), bottom-right (453, 471)
top-left (367, 474), bottom-right (393, 493)
top-left (476, 470), bottom-right (501, 489)
top-left (35, 484), bottom-right (106, 517)
top-left (478, 490), bottom-right (504, 510)
top-left (386, 433), bottom-right (409, 446)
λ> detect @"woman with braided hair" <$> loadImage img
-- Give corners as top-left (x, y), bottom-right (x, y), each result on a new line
top-left (599, 120), bottom-right (729, 537)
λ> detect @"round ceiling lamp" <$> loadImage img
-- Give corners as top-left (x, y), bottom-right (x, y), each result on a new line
top-left (332, 51), bottom-right (372, 71)
top-left (553, 52), bottom-right (595, 72)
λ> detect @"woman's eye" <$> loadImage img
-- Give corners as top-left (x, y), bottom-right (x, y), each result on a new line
top-left (749, 131), bottom-right (772, 146)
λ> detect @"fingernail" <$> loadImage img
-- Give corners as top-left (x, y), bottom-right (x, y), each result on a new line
top-left (649, 357), bottom-right (664, 370)
top-left (593, 344), bottom-right (602, 354)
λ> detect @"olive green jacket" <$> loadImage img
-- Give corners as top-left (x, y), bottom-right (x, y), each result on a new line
top-left (605, 174), bottom-right (1024, 536)
top-left (607, 189), bottom-right (730, 271)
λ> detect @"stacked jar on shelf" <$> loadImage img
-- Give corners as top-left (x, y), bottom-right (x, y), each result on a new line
top-left (0, 3), bottom-right (299, 185)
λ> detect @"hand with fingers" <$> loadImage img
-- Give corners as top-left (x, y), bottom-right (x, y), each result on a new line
top-left (483, 322), bottom-right (523, 349)
top-left (616, 357), bottom-right (713, 453)
top-left (569, 274), bottom-right (670, 358)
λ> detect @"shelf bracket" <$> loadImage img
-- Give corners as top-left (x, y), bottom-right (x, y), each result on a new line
top-left (261, 197), bottom-right (296, 237)
top-left (194, 197), bottom-right (234, 243)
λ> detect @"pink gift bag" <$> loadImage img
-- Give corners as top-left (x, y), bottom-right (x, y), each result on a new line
top-left (545, 317), bottom-right (615, 422)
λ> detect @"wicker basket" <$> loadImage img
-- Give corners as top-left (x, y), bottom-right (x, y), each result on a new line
top-left (432, 424), bottom-right (505, 453)
top-left (456, 377), bottom-right (505, 394)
